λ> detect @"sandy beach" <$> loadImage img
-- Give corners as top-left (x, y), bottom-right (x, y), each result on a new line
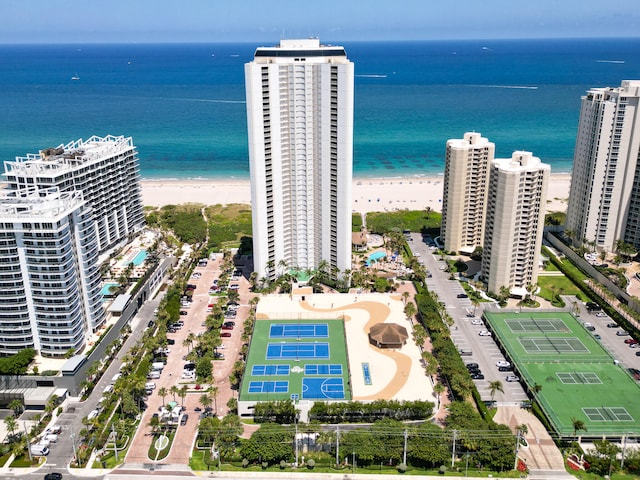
top-left (141, 173), bottom-right (570, 214)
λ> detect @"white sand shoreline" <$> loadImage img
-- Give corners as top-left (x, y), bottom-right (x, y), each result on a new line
top-left (141, 173), bottom-right (571, 214)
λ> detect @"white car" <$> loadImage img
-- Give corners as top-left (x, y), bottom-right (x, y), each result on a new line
top-left (595, 312), bottom-right (608, 318)
top-left (496, 360), bottom-right (511, 368)
top-left (506, 375), bottom-right (520, 382)
top-left (471, 319), bottom-right (483, 325)
top-left (478, 330), bottom-right (492, 336)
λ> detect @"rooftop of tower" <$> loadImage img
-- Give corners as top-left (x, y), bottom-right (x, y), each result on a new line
top-left (253, 38), bottom-right (347, 60)
top-left (0, 186), bottom-right (84, 219)
top-left (4, 135), bottom-right (136, 178)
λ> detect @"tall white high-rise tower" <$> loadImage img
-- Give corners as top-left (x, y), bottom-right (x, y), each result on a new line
top-left (566, 80), bottom-right (640, 251)
top-left (0, 187), bottom-right (105, 357)
top-left (442, 132), bottom-right (495, 253)
top-left (245, 39), bottom-right (354, 280)
top-left (482, 152), bottom-right (550, 295)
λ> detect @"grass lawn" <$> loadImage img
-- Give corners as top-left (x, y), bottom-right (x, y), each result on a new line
top-left (537, 275), bottom-right (588, 302)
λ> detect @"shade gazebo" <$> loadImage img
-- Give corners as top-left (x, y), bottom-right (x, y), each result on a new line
top-left (368, 323), bottom-right (409, 349)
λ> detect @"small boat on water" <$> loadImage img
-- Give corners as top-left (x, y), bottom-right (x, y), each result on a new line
top-left (71, 73), bottom-right (80, 81)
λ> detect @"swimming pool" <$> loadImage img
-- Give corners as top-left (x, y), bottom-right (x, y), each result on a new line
top-left (101, 282), bottom-right (120, 296)
top-left (369, 251), bottom-right (386, 262)
top-left (130, 250), bottom-right (147, 266)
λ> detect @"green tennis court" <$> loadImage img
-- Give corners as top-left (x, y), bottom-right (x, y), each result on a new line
top-left (485, 311), bottom-right (640, 437)
top-left (239, 318), bottom-right (351, 403)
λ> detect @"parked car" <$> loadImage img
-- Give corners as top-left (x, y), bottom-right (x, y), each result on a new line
top-left (221, 325), bottom-right (234, 331)
top-left (498, 365), bottom-right (514, 372)
top-left (221, 332), bottom-right (232, 337)
top-left (471, 319), bottom-right (483, 325)
top-left (180, 310), bottom-right (188, 316)
top-left (457, 293), bottom-right (468, 298)
top-left (223, 321), bottom-right (236, 327)
top-left (607, 323), bottom-right (619, 328)
top-left (595, 312), bottom-right (608, 318)
top-left (180, 414), bottom-right (189, 426)
top-left (616, 330), bottom-right (630, 336)
top-left (496, 361), bottom-right (511, 368)
top-left (624, 338), bottom-right (637, 344)
top-left (505, 375), bottom-right (520, 382)
top-left (470, 373), bottom-right (484, 380)
top-left (478, 330), bottom-right (492, 336)
top-left (147, 320), bottom-right (155, 328)
top-left (465, 363), bottom-right (479, 370)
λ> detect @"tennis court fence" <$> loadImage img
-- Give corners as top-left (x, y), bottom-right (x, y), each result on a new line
top-left (257, 312), bottom-right (345, 320)
top-left (515, 354), bottom-right (614, 364)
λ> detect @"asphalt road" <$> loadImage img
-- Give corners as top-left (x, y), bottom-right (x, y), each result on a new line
top-left (36, 294), bottom-right (164, 480)
top-left (410, 233), bottom-right (528, 404)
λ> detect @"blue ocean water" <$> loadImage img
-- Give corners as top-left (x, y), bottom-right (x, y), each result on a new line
top-left (0, 38), bottom-right (639, 179)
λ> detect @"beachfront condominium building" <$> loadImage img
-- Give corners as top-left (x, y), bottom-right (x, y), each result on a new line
top-left (566, 80), bottom-right (640, 252)
top-left (0, 187), bottom-right (105, 357)
top-left (3, 135), bottom-right (145, 258)
top-left (245, 39), bottom-right (354, 280)
top-left (482, 152), bottom-right (550, 295)
top-left (441, 132), bottom-right (495, 253)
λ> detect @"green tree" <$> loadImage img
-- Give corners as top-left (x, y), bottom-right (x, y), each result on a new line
top-left (158, 387), bottom-right (168, 407)
top-left (8, 399), bottom-right (23, 416)
top-left (571, 416), bottom-right (587, 439)
top-left (488, 380), bottom-right (504, 401)
top-left (3, 415), bottom-right (18, 438)
top-left (239, 423), bottom-right (293, 465)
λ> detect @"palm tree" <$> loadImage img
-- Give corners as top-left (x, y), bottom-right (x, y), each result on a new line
top-left (489, 380), bottom-right (504, 401)
top-left (404, 302), bottom-right (417, 323)
top-left (199, 393), bottom-right (212, 411)
top-left (3, 415), bottom-right (17, 438)
top-left (8, 399), bottom-right (23, 416)
top-left (401, 291), bottom-right (410, 305)
top-left (210, 386), bottom-right (219, 413)
top-left (158, 387), bottom-right (168, 407)
top-left (170, 385), bottom-right (179, 402)
top-left (571, 417), bottom-right (587, 439)
top-left (179, 385), bottom-right (188, 408)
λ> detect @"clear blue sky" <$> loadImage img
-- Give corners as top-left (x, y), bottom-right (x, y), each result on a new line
top-left (2, 0), bottom-right (638, 44)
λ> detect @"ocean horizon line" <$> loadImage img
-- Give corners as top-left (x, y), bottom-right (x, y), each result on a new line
top-left (1, 36), bottom-right (639, 47)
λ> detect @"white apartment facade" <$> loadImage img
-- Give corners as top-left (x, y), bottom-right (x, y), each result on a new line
top-left (565, 80), bottom-right (640, 251)
top-left (3, 135), bottom-right (145, 258)
top-left (441, 132), bottom-right (495, 253)
top-left (0, 188), bottom-right (105, 357)
top-left (245, 39), bottom-right (354, 280)
top-left (482, 152), bottom-right (550, 295)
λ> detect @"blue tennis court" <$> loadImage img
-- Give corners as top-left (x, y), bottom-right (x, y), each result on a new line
top-left (269, 323), bottom-right (329, 338)
top-left (305, 364), bottom-right (342, 375)
top-left (248, 381), bottom-right (289, 393)
top-left (251, 365), bottom-right (290, 376)
top-left (266, 342), bottom-right (329, 359)
top-left (302, 377), bottom-right (345, 399)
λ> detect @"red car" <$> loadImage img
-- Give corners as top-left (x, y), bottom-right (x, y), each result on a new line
top-left (221, 325), bottom-right (234, 330)
top-left (624, 338), bottom-right (638, 344)
top-left (221, 332), bottom-right (232, 337)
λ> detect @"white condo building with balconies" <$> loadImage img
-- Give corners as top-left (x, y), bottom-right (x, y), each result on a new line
top-left (3, 135), bottom-right (145, 258)
top-left (0, 187), bottom-right (105, 357)
top-left (566, 80), bottom-right (640, 251)
top-left (441, 132), bottom-right (495, 253)
top-left (481, 152), bottom-right (550, 295)
top-left (245, 39), bottom-right (354, 280)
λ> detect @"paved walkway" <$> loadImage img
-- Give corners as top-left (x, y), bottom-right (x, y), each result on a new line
top-left (493, 406), bottom-right (568, 474)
